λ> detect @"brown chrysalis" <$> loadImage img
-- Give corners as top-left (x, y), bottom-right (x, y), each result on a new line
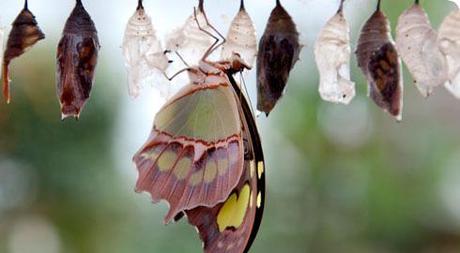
top-left (2, 0), bottom-right (45, 104)
top-left (57, 0), bottom-right (100, 120)
top-left (256, 0), bottom-right (300, 116)
top-left (356, 0), bottom-right (403, 121)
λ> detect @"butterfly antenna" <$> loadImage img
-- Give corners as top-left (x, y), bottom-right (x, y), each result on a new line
top-left (137, 0), bottom-right (144, 10)
top-left (240, 72), bottom-right (256, 115)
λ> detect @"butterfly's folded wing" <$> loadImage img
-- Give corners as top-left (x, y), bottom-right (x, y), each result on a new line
top-left (186, 75), bottom-right (265, 253)
top-left (133, 82), bottom-right (245, 223)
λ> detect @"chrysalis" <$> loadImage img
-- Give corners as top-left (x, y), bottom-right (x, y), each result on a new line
top-left (2, 0), bottom-right (45, 104)
top-left (396, 0), bottom-right (447, 97)
top-left (221, 0), bottom-right (257, 68)
top-left (122, 0), bottom-right (170, 98)
top-left (438, 0), bottom-right (460, 98)
top-left (356, 0), bottom-right (403, 121)
top-left (314, 0), bottom-right (355, 105)
top-left (257, 0), bottom-right (300, 116)
top-left (165, 0), bottom-right (214, 66)
top-left (57, 0), bottom-right (100, 120)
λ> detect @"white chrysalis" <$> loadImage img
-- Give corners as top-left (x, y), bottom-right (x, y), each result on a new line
top-left (396, 0), bottom-right (447, 97)
top-left (438, 1), bottom-right (460, 98)
top-left (221, 0), bottom-right (257, 68)
top-left (165, 1), bottom-right (214, 66)
top-left (314, 1), bottom-right (355, 104)
top-left (122, 2), bottom-right (169, 98)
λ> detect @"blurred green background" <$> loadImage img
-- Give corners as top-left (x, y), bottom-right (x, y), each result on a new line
top-left (1, 0), bottom-right (460, 252)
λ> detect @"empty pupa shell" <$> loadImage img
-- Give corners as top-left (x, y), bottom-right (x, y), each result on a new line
top-left (396, 0), bottom-right (447, 97)
top-left (356, 1), bottom-right (403, 121)
top-left (165, 0), bottom-right (214, 66)
top-left (221, 0), bottom-right (257, 68)
top-left (314, 0), bottom-right (355, 105)
top-left (257, 0), bottom-right (300, 116)
top-left (438, 1), bottom-right (460, 98)
top-left (2, 1), bottom-right (45, 104)
top-left (122, 2), bottom-right (170, 98)
top-left (57, 0), bottom-right (100, 120)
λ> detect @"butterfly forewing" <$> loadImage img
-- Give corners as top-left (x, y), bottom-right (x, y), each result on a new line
top-left (57, 0), bottom-right (100, 120)
top-left (2, 1), bottom-right (45, 104)
top-left (122, 3), bottom-right (170, 98)
top-left (133, 81), bottom-right (245, 223)
top-left (186, 72), bottom-right (265, 253)
top-left (356, 5), bottom-right (403, 121)
top-left (396, 1), bottom-right (447, 97)
top-left (256, 1), bottom-right (300, 116)
top-left (314, 1), bottom-right (355, 104)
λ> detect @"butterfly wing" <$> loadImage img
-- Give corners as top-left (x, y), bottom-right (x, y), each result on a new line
top-left (396, 1), bottom-right (447, 97)
top-left (57, 0), bottom-right (100, 119)
top-left (186, 74), bottom-right (265, 253)
top-left (133, 81), bottom-right (246, 223)
top-left (256, 2), bottom-right (300, 116)
top-left (2, 6), bottom-right (45, 103)
top-left (356, 9), bottom-right (403, 121)
top-left (314, 7), bottom-right (355, 104)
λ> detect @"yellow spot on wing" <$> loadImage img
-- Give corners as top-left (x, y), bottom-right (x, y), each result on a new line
top-left (217, 184), bottom-right (251, 232)
top-left (157, 151), bottom-right (177, 172)
top-left (189, 169), bottom-right (204, 186)
top-left (257, 161), bottom-right (264, 179)
top-left (257, 192), bottom-right (262, 208)
top-left (204, 161), bottom-right (218, 183)
top-left (174, 157), bottom-right (192, 180)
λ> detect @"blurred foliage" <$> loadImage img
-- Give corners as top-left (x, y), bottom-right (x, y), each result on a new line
top-left (1, 1), bottom-right (460, 253)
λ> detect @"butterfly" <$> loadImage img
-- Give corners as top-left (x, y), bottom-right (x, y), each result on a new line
top-left (356, 0), bottom-right (403, 121)
top-left (257, 0), bottom-right (300, 116)
top-left (221, 0), bottom-right (258, 68)
top-left (396, 0), bottom-right (447, 97)
top-left (122, 0), bottom-right (170, 99)
top-left (133, 5), bottom-right (265, 253)
top-left (314, 0), bottom-right (355, 105)
top-left (2, 0), bottom-right (45, 104)
top-left (57, 0), bottom-right (100, 120)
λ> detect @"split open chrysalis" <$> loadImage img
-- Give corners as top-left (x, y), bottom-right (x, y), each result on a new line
top-left (356, 0), bottom-right (403, 121)
top-left (256, 0), bottom-right (301, 116)
top-left (314, 0), bottom-right (355, 105)
top-left (2, 0), bottom-right (45, 104)
top-left (57, 0), bottom-right (100, 120)
top-left (438, 0), bottom-right (460, 98)
top-left (165, 0), bottom-right (214, 66)
top-left (122, 0), bottom-right (170, 98)
top-left (221, 0), bottom-right (257, 68)
top-left (396, 0), bottom-right (447, 97)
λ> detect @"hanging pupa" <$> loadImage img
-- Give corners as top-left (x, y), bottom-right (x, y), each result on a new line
top-left (356, 0), bottom-right (403, 121)
top-left (221, 0), bottom-right (257, 68)
top-left (314, 0), bottom-right (355, 105)
top-left (438, 0), bottom-right (460, 98)
top-left (2, 0), bottom-right (45, 104)
top-left (165, 0), bottom-right (214, 66)
top-left (122, 0), bottom-right (170, 98)
top-left (57, 0), bottom-right (100, 120)
top-left (396, 0), bottom-right (447, 97)
top-left (257, 0), bottom-right (300, 116)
